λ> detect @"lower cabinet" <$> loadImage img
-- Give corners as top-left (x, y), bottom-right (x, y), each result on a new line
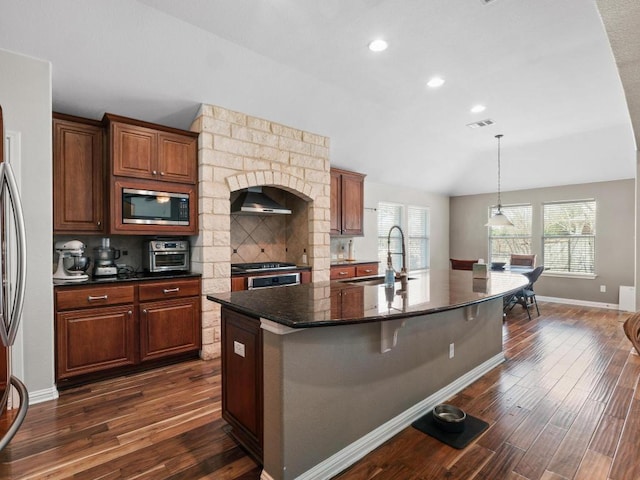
top-left (221, 307), bottom-right (263, 463)
top-left (56, 305), bottom-right (136, 379)
top-left (55, 277), bottom-right (201, 386)
top-left (140, 297), bottom-right (201, 362)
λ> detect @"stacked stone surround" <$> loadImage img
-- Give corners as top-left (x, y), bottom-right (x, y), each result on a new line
top-left (191, 104), bottom-right (331, 359)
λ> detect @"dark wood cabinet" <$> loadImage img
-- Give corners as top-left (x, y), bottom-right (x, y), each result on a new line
top-left (53, 113), bottom-right (105, 233)
top-left (138, 279), bottom-right (202, 362)
top-left (330, 262), bottom-right (378, 280)
top-left (55, 278), bottom-right (201, 385)
top-left (331, 285), bottom-right (365, 319)
top-left (56, 305), bottom-right (137, 380)
top-left (221, 307), bottom-right (263, 462)
top-left (330, 168), bottom-right (365, 236)
top-left (105, 113), bottom-right (198, 184)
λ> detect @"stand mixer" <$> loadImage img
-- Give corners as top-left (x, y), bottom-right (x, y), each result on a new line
top-left (53, 240), bottom-right (90, 282)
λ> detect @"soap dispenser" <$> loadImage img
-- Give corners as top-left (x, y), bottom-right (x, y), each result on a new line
top-left (384, 252), bottom-right (395, 288)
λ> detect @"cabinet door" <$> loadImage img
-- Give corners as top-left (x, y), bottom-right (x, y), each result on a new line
top-left (157, 132), bottom-right (197, 184)
top-left (329, 169), bottom-right (342, 235)
top-left (56, 305), bottom-right (136, 380)
top-left (340, 171), bottom-right (364, 236)
top-left (111, 122), bottom-right (157, 180)
top-left (53, 117), bottom-right (105, 233)
top-left (221, 308), bottom-right (263, 461)
top-left (139, 297), bottom-right (201, 362)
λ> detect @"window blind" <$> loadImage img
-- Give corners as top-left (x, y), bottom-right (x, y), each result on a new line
top-left (377, 203), bottom-right (403, 270)
top-left (543, 200), bottom-right (595, 274)
top-left (488, 204), bottom-right (532, 263)
top-left (408, 206), bottom-right (429, 271)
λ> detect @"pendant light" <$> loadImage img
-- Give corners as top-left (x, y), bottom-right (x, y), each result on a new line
top-left (485, 134), bottom-right (514, 227)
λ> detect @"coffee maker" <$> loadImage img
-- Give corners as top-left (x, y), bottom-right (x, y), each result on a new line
top-left (92, 238), bottom-right (120, 277)
top-left (53, 240), bottom-right (91, 282)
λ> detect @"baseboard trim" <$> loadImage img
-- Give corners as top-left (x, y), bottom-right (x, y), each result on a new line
top-left (260, 471), bottom-right (275, 480)
top-left (537, 295), bottom-right (620, 310)
top-left (28, 386), bottom-right (59, 405)
top-left (291, 352), bottom-right (505, 480)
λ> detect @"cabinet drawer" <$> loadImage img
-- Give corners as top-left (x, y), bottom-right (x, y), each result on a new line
top-left (330, 266), bottom-right (356, 280)
top-left (56, 285), bottom-right (135, 311)
top-left (138, 279), bottom-right (200, 301)
top-left (356, 264), bottom-right (378, 277)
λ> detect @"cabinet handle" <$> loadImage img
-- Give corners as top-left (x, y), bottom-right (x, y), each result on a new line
top-left (128, 310), bottom-right (133, 316)
top-left (339, 271), bottom-right (348, 275)
top-left (159, 171), bottom-right (165, 176)
top-left (142, 309), bottom-right (147, 315)
top-left (163, 287), bottom-right (180, 294)
top-left (97, 221), bottom-right (101, 227)
top-left (152, 170), bottom-right (157, 175)
top-left (87, 295), bottom-right (108, 301)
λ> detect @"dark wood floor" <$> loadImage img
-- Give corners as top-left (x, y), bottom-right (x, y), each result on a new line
top-left (0, 301), bottom-right (637, 479)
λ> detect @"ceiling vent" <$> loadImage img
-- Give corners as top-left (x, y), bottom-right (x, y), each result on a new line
top-left (466, 119), bottom-right (495, 129)
top-left (480, 0), bottom-right (499, 4)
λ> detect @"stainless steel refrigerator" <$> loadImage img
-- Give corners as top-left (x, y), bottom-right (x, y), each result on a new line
top-left (0, 104), bottom-right (29, 450)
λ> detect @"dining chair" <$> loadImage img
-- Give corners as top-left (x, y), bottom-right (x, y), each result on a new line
top-left (506, 266), bottom-right (544, 320)
top-left (510, 254), bottom-right (537, 268)
top-left (450, 259), bottom-right (478, 271)
top-left (623, 312), bottom-right (640, 355)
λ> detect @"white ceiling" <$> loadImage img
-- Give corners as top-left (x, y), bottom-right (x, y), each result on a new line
top-left (0, 0), bottom-right (636, 196)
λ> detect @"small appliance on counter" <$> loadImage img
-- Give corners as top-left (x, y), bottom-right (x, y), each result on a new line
top-left (142, 238), bottom-right (190, 273)
top-left (53, 240), bottom-right (91, 282)
top-left (92, 237), bottom-right (120, 278)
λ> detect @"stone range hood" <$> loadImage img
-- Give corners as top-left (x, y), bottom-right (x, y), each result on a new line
top-left (190, 104), bottom-right (331, 358)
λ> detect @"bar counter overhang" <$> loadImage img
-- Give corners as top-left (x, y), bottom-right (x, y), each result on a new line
top-left (207, 269), bottom-right (528, 480)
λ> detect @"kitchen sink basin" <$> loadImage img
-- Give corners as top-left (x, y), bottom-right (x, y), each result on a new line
top-left (341, 276), bottom-right (416, 286)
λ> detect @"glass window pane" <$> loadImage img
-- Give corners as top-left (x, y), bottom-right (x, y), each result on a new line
top-left (487, 204), bottom-right (532, 264)
top-left (543, 200), bottom-right (596, 274)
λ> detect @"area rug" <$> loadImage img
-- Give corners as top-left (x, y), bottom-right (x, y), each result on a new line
top-left (411, 409), bottom-right (489, 449)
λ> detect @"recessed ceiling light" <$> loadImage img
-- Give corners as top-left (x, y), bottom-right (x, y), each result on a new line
top-left (427, 77), bottom-right (445, 88)
top-left (471, 104), bottom-right (486, 113)
top-left (368, 39), bottom-right (388, 52)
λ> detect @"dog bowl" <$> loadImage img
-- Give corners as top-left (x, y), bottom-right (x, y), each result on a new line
top-left (432, 404), bottom-right (466, 433)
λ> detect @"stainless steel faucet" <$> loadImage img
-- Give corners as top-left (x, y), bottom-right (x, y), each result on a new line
top-left (386, 225), bottom-right (407, 279)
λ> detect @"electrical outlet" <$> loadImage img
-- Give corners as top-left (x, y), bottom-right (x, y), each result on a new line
top-left (233, 340), bottom-right (245, 358)
top-left (600, 285), bottom-right (606, 293)
top-left (449, 343), bottom-right (455, 359)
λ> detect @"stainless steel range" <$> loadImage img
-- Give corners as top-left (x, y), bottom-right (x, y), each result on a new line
top-left (232, 262), bottom-right (300, 289)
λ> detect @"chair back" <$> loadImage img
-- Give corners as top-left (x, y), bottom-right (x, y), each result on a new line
top-left (623, 312), bottom-right (640, 356)
top-left (524, 266), bottom-right (544, 288)
top-left (450, 259), bottom-right (478, 271)
top-left (510, 254), bottom-right (536, 267)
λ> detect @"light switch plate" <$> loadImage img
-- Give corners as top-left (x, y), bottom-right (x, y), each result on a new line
top-left (234, 340), bottom-right (245, 358)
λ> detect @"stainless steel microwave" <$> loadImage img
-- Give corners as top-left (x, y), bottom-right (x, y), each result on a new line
top-left (122, 188), bottom-right (190, 226)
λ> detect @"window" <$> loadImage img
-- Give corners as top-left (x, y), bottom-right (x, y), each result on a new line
top-left (543, 200), bottom-right (596, 274)
top-left (407, 206), bottom-right (429, 271)
top-left (488, 204), bottom-right (532, 263)
top-left (378, 202), bottom-right (429, 272)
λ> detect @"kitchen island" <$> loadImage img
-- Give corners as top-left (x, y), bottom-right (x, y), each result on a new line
top-left (207, 269), bottom-right (528, 480)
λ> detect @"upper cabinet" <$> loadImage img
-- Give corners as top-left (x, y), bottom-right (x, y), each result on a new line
top-left (53, 113), bottom-right (106, 234)
top-left (104, 113), bottom-right (198, 185)
top-left (330, 168), bottom-right (365, 236)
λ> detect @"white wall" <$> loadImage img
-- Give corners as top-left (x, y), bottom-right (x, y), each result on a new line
top-left (331, 181), bottom-right (450, 270)
top-left (0, 48), bottom-right (54, 395)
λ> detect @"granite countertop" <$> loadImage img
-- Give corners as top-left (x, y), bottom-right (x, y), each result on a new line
top-left (207, 269), bottom-right (528, 328)
top-left (53, 271), bottom-right (202, 288)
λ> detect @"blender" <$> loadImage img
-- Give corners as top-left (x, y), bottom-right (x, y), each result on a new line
top-left (93, 238), bottom-right (120, 277)
top-left (53, 240), bottom-right (91, 282)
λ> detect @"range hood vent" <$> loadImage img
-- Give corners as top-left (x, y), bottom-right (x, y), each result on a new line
top-left (231, 187), bottom-right (292, 215)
